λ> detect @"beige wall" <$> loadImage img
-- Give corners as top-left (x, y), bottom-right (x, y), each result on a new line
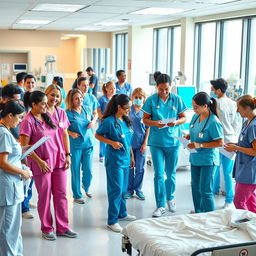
top-left (0, 30), bottom-right (111, 90)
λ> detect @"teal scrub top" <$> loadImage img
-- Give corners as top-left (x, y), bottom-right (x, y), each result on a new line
top-left (0, 127), bottom-right (23, 206)
top-left (189, 113), bottom-right (224, 166)
top-left (82, 93), bottom-right (99, 112)
top-left (66, 106), bottom-right (95, 150)
top-left (233, 117), bottom-right (256, 184)
top-left (142, 93), bottom-right (187, 147)
top-left (96, 115), bottom-right (133, 168)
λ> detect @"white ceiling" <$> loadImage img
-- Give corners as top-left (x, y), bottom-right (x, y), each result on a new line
top-left (0, 0), bottom-right (255, 32)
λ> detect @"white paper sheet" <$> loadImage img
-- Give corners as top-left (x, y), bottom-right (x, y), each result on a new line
top-left (175, 136), bottom-right (197, 153)
top-left (219, 147), bottom-right (236, 160)
top-left (21, 136), bottom-right (51, 160)
top-left (159, 117), bottom-right (176, 129)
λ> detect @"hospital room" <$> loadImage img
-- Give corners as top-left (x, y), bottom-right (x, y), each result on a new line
top-left (0, 0), bottom-right (256, 255)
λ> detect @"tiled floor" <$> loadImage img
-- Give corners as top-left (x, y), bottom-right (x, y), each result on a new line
top-left (22, 145), bottom-right (227, 256)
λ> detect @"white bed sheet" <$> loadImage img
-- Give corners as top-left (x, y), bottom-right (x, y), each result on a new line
top-left (121, 209), bottom-right (256, 256)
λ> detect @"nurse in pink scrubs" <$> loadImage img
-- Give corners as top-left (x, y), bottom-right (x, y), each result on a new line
top-left (19, 90), bottom-right (77, 241)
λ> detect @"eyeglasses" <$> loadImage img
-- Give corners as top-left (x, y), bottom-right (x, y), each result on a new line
top-left (121, 106), bottom-right (131, 110)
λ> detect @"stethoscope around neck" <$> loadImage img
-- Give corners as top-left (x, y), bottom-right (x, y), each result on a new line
top-left (156, 93), bottom-right (175, 109)
top-left (72, 106), bottom-right (91, 121)
top-left (114, 116), bottom-right (133, 139)
top-left (190, 113), bottom-right (211, 138)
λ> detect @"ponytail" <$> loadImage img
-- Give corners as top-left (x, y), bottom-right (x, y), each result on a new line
top-left (103, 94), bottom-right (131, 127)
top-left (193, 92), bottom-right (219, 117)
top-left (208, 98), bottom-right (218, 117)
top-left (102, 83), bottom-right (107, 95)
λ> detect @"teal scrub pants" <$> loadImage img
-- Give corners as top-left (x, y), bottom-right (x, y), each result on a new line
top-left (0, 203), bottom-right (23, 256)
top-left (106, 165), bottom-right (128, 225)
top-left (213, 153), bottom-right (234, 203)
top-left (191, 165), bottom-right (216, 213)
top-left (70, 146), bottom-right (94, 199)
top-left (150, 146), bottom-right (179, 208)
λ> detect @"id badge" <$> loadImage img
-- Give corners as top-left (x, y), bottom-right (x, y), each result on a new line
top-left (121, 134), bottom-right (125, 138)
top-left (198, 132), bottom-right (203, 138)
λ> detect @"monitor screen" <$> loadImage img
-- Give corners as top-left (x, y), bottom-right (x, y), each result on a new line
top-left (149, 73), bottom-right (156, 86)
top-left (13, 63), bottom-right (27, 72)
top-left (176, 86), bottom-right (196, 109)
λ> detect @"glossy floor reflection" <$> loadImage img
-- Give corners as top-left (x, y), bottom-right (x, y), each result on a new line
top-left (22, 146), bottom-right (227, 256)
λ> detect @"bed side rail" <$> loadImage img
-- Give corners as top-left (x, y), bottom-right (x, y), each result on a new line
top-left (191, 241), bottom-right (256, 256)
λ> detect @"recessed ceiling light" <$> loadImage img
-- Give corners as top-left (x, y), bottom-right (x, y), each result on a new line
top-left (32, 4), bottom-right (86, 12)
top-left (130, 7), bottom-right (187, 15)
top-left (95, 22), bottom-right (128, 27)
top-left (16, 20), bottom-right (51, 25)
top-left (64, 34), bottom-right (84, 37)
top-left (74, 26), bottom-right (103, 31)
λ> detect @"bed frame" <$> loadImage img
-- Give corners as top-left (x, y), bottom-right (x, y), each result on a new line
top-left (122, 236), bottom-right (256, 256)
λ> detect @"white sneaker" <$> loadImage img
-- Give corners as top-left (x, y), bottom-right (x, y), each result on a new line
top-left (119, 214), bottom-right (136, 221)
top-left (223, 203), bottom-right (234, 209)
top-left (152, 207), bottom-right (166, 217)
top-left (22, 211), bottom-right (34, 219)
top-left (107, 223), bottom-right (123, 233)
top-left (167, 200), bottom-right (176, 212)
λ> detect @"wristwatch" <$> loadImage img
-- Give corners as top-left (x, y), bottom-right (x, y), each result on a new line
top-left (200, 143), bottom-right (203, 148)
top-left (66, 153), bottom-right (72, 157)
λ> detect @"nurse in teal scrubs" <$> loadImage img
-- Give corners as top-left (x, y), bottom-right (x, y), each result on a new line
top-left (143, 73), bottom-right (187, 218)
top-left (95, 94), bottom-right (136, 233)
top-left (186, 92), bottom-right (224, 213)
top-left (66, 89), bottom-right (96, 204)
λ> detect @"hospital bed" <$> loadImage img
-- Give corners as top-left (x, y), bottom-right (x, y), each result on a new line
top-left (121, 209), bottom-right (256, 256)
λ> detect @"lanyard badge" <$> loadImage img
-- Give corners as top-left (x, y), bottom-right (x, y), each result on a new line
top-left (198, 132), bottom-right (203, 138)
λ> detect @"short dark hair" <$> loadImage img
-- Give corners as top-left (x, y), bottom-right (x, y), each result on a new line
top-left (0, 100), bottom-right (25, 118)
top-left (16, 72), bottom-right (27, 83)
top-left (77, 77), bottom-right (87, 87)
top-left (24, 74), bottom-right (36, 82)
top-left (86, 67), bottom-right (94, 72)
top-left (53, 76), bottom-right (63, 88)
top-left (77, 71), bottom-right (83, 77)
top-left (210, 78), bottom-right (228, 93)
top-left (2, 84), bottom-right (21, 99)
top-left (116, 70), bottom-right (125, 78)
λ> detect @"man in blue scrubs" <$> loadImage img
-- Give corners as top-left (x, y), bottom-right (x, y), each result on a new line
top-left (115, 70), bottom-right (132, 96)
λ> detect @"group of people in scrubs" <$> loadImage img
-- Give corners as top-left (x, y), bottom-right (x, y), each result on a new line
top-left (1, 65), bottom-right (256, 256)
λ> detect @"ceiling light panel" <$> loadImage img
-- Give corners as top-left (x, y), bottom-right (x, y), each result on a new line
top-left (32, 4), bottom-right (86, 12)
top-left (79, 5), bottom-right (139, 14)
top-left (95, 21), bottom-right (128, 26)
top-left (12, 24), bottom-right (40, 29)
top-left (16, 19), bottom-right (51, 25)
top-left (130, 7), bottom-right (187, 15)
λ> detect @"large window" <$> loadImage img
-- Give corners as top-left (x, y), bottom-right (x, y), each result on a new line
top-left (248, 18), bottom-right (256, 96)
top-left (195, 22), bottom-right (216, 92)
top-left (153, 26), bottom-right (181, 80)
top-left (221, 20), bottom-right (243, 86)
top-left (115, 33), bottom-right (128, 72)
top-left (194, 17), bottom-right (256, 97)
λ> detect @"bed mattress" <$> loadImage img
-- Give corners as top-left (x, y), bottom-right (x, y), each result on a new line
top-left (121, 209), bottom-right (256, 256)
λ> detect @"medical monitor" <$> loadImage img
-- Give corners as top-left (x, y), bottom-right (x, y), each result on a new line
top-left (176, 86), bottom-right (196, 109)
top-left (13, 63), bottom-right (27, 73)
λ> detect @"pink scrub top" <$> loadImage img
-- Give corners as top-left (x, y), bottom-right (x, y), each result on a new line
top-left (19, 109), bottom-right (69, 176)
top-left (47, 106), bottom-right (70, 165)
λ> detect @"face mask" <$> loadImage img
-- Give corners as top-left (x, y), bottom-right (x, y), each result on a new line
top-left (210, 91), bottom-right (217, 98)
top-left (133, 99), bottom-right (143, 106)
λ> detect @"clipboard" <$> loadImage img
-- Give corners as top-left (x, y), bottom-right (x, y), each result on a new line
top-left (21, 136), bottom-right (51, 160)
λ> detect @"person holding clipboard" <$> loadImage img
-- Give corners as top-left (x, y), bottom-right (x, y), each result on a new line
top-left (19, 90), bottom-right (77, 241)
top-left (142, 72), bottom-right (187, 217)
